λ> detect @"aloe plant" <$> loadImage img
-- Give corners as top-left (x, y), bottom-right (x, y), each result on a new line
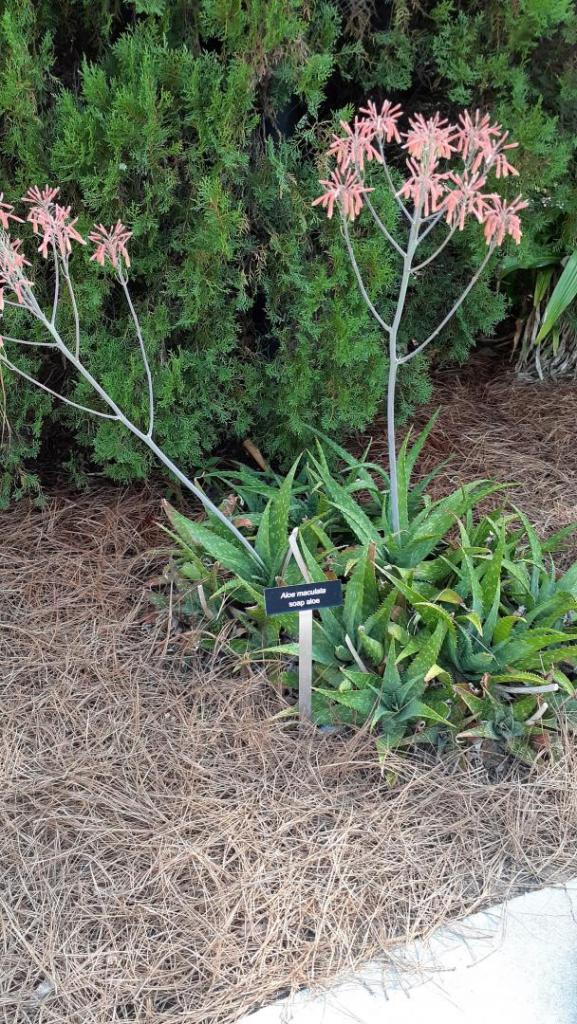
top-left (314, 630), bottom-right (454, 752)
top-left (309, 424), bottom-right (498, 571)
top-left (163, 459), bottom-right (317, 649)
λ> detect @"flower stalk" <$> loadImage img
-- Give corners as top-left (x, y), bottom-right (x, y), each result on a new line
top-left (314, 104), bottom-right (527, 534)
top-left (0, 189), bottom-right (265, 569)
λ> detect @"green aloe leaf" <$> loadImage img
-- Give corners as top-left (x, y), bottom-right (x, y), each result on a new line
top-left (255, 457), bottom-right (300, 575)
top-left (255, 500), bottom-right (273, 568)
top-left (499, 252), bottom-right (559, 277)
top-left (311, 446), bottom-right (380, 547)
top-left (481, 524), bottom-right (505, 617)
top-left (454, 685), bottom-right (494, 718)
top-left (383, 638), bottom-right (401, 688)
top-left (362, 588), bottom-right (399, 644)
top-left (492, 614), bottom-right (523, 645)
top-left (513, 506), bottom-right (544, 599)
top-left (269, 457), bottom-right (300, 574)
top-left (163, 504), bottom-right (262, 583)
top-left (357, 626), bottom-right (384, 665)
top-left (380, 571), bottom-right (441, 629)
top-left (315, 686), bottom-right (377, 718)
top-left (344, 544), bottom-right (378, 637)
top-left (456, 521), bottom-right (484, 614)
top-left (408, 619), bottom-right (448, 684)
top-left (557, 559), bottom-right (577, 598)
top-left (490, 671), bottom-right (551, 685)
top-left (404, 411), bottom-right (441, 480)
top-left (526, 644), bottom-right (577, 670)
top-left (414, 701), bottom-right (454, 727)
top-left (541, 523), bottom-right (577, 554)
top-left (394, 415), bottom-right (441, 533)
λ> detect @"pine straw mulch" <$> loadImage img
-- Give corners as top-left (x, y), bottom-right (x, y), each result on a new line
top-left (363, 350), bottom-right (577, 563)
top-left (1, 489), bottom-right (577, 1024)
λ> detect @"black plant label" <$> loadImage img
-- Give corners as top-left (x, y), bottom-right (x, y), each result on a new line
top-left (264, 580), bottom-right (343, 616)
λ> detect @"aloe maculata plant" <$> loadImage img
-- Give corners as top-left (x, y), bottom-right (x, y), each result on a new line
top-left (4, 172), bottom-right (576, 763)
top-left (313, 103), bottom-right (527, 535)
top-left (165, 422), bottom-right (577, 761)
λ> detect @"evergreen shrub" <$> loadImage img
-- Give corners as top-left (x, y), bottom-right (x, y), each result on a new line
top-left (0, 0), bottom-right (575, 494)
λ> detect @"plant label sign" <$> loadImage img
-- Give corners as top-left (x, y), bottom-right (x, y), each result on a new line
top-left (264, 580), bottom-right (343, 617)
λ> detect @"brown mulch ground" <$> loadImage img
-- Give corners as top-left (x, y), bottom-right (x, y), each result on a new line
top-left (1, 485), bottom-right (577, 1024)
top-left (1, 357), bottom-right (577, 1023)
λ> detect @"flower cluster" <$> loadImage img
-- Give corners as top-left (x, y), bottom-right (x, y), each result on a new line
top-left (23, 186), bottom-right (85, 260)
top-left (0, 186), bottom-right (133, 312)
top-left (89, 222), bottom-right (133, 268)
top-left (0, 235), bottom-right (32, 310)
top-left (312, 169), bottom-right (374, 221)
top-left (454, 110), bottom-right (519, 178)
top-left (314, 101), bottom-right (526, 246)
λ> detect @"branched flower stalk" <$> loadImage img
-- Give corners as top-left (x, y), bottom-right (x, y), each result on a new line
top-left (0, 188), bottom-right (265, 568)
top-left (314, 104), bottom-right (527, 534)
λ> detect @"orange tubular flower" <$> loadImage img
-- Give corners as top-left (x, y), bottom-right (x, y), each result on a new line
top-left (0, 234), bottom-right (33, 307)
top-left (398, 158), bottom-right (448, 217)
top-left (89, 222), bottom-right (133, 268)
top-left (442, 173), bottom-right (491, 229)
top-left (23, 185), bottom-right (85, 259)
top-left (453, 110), bottom-right (502, 163)
top-left (403, 113), bottom-right (456, 162)
top-left (0, 194), bottom-right (23, 232)
top-left (328, 118), bottom-right (383, 172)
top-left (312, 169), bottom-right (374, 222)
top-left (358, 100), bottom-right (403, 143)
top-left (475, 132), bottom-right (519, 178)
top-left (482, 195), bottom-right (528, 246)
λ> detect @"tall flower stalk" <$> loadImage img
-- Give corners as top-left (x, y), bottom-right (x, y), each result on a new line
top-left (313, 104), bottom-right (527, 534)
top-left (0, 188), bottom-right (265, 568)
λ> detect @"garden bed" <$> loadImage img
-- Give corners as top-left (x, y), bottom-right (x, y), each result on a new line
top-left (1, 474), bottom-right (577, 1023)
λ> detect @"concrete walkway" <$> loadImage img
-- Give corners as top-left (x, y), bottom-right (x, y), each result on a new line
top-left (241, 880), bottom-right (577, 1024)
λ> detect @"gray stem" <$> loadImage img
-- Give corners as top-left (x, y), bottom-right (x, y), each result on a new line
top-left (341, 215), bottom-right (391, 335)
top-left (0, 334), bottom-right (57, 348)
top-left (417, 210), bottom-right (445, 243)
top-left (0, 353), bottom-right (118, 419)
top-left (378, 139), bottom-right (412, 222)
top-left (386, 207), bottom-right (422, 534)
top-left (400, 247), bottom-right (495, 365)
top-left (119, 271), bottom-right (154, 438)
top-left (364, 194), bottom-right (405, 258)
top-left (412, 223), bottom-right (458, 274)
top-left (51, 243), bottom-right (60, 325)
top-left (23, 305), bottom-right (266, 569)
top-left (62, 261), bottom-right (81, 358)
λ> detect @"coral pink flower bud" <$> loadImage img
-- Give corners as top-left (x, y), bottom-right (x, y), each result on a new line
top-left (0, 194), bottom-right (23, 231)
top-left (454, 110), bottom-right (502, 162)
top-left (403, 113), bottom-right (456, 162)
top-left (312, 169), bottom-right (374, 221)
top-left (23, 185), bottom-right (85, 259)
top-left (89, 222), bottom-right (133, 268)
top-left (482, 195), bottom-right (528, 246)
top-left (398, 157), bottom-right (449, 216)
top-left (0, 234), bottom-right (33, 305)
top-left (442, 173), bottom-right (492, 229)
top-left (358, 100), bottom-right (403, 143)
top-left (328, 118), bottom-right (383, 172)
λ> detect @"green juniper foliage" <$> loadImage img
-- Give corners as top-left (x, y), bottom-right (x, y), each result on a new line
top-left (0, 0), bottom-right (576, 495)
